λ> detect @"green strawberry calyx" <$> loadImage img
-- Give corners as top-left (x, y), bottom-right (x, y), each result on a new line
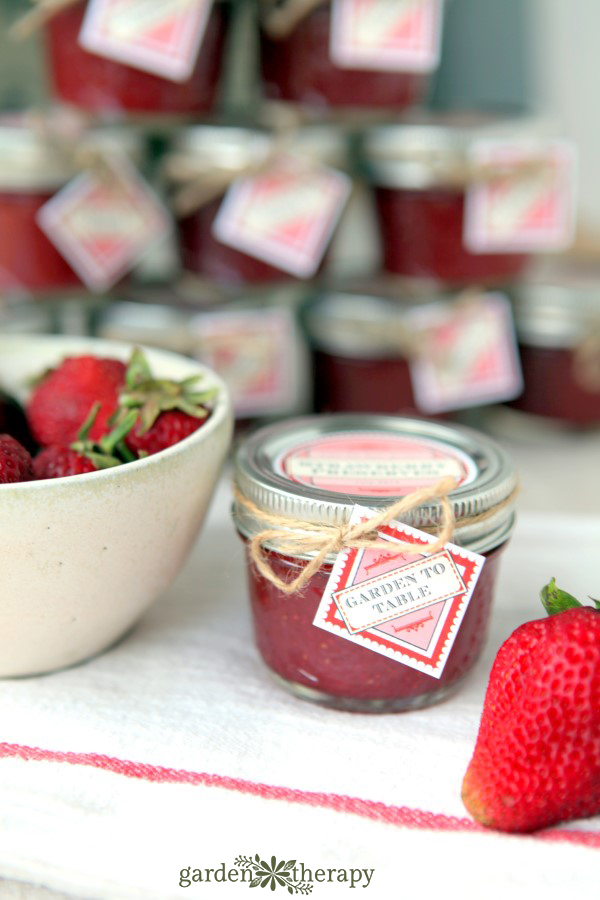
top-left (116, 348), bottom-right (217, 437)
top-left (70, 403), bottom-right (138, 469)
top-left (540, 577), bottom-right (600, 616)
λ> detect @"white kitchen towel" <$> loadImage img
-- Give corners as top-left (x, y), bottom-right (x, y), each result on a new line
top-left (0, 480), bottom-right (598, 899)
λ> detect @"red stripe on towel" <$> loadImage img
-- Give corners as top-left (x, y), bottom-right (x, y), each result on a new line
top-left (0, 742), bottom-right (598, 848)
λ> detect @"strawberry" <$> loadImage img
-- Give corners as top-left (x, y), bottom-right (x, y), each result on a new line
top-left (462, 578), bottom-right (600, 833)
top-left (125, 409), bottom-right (207, 456)
top-left (27, 355), bottom-right (126, 447)
top-left (33, 404), bottom-right (138, 480)
top-left (116, 348), bottom-right (215, 457)
top-left (0, 434), bottom-right (34, 484)
top-left (33, 445), bottom-right (98, 480)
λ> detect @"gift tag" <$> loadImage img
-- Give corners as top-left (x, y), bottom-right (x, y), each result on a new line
top-left (330, 0), bottom-right (443, 72)
top-left (212, 155), bottom-right (352, 278)
top-left (406, 292), bottom-right (523, 414)
top-left (190, 307), bottom-right (300, 417)
top-left (463, 138), bottom-right (577, 253)
top-left (314, 507), bottom-right (485, 679)
top-left (37, 154), bottom-right (171, 293)
top-left (79, 0), bottom-right (213, 82)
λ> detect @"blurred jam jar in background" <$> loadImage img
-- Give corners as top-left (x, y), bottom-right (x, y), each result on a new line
top-left (303, 289), bottom-right (422, 415)
top-left (509, 279), bottom-right (600, 426)
top-left (166, 123), bottom-right (350, 287)
top-left (0, 118), bottom-right (80, 293)
top-left (259, 0), bottom-right (442, 111)
top-left (232, 414), bottom-right (517, 712)
top-left (361, 114), bottom-right (545, 286)
top-left (43, 0), bottom-right (228, 117)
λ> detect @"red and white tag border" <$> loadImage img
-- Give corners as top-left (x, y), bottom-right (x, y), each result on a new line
top-left (79, 0), bottom-right (214, 83)
top-left (329, 0), bottom-right (443, 73)
top-left (313, 509), bottom-right (485, 679)
top-left (212, 155), bottom-right (352, 279)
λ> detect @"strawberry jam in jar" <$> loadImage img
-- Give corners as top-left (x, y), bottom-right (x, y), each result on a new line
top-left (509, 281), bottom-right (600, 425)
top-left (362, 116), bottom-right (536, 285)
top-left (169, 124), bottom-right (349, 287)
top-left (44, 1), bottom-right (228, 117)
top-left (259, 2), bottom-right (435, 110)
top-left (304, 290), bottom-right (421, 415)
top-left (233, 415), bottom-right (517, 711)
top-left (0, 120), bottom-right (80, 293)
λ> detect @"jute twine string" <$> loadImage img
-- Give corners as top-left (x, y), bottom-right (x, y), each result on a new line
top-left (572, 327), bottom-right (600, 393)
top-left (261, 0), bottom-right (328, 39)
top-left (10, 0), bottom-right (79, 40)
top-left (28, 109), bottom-right (134, 196)
top-left (372, 146), bottom-right (555, 188)
top-left (165, 104), bottom-right (329, 217)
top-left (324, 286), bottom-right (487, 361)
top-left (235, 476), bottom-right (460, 595)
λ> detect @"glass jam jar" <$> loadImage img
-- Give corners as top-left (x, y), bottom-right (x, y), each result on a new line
top-left (43, 0), bottom-right (228, 117)
top-left (362, 116), bottom-right (536, 286)
top-left (260, 2), bottom-right (431, 110)
top-left (304, 290), bottom-right (421, 415)
top-left (0, 120), bottom-right (80, 294)
top-left (168, 124), bottom-right (350, 287)
top-left (233, 414), bottom-right (516, 712)
top-left (509, 281), bottom-right (600, 426)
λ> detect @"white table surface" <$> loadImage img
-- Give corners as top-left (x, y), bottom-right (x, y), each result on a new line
top-left (1, 413), bottom-right (599, 900)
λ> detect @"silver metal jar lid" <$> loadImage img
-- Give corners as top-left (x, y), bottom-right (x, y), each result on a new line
top-left (362, 112), bottom-right (550, 190)
top-left (233, 414), bottom-right (517, 555)
top-left (511, 280), bottom-right (600, 348)
top-left (170, 123), bottom-right (349, 171)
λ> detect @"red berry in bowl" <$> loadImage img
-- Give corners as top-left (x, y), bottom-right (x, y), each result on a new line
top-left (0, 434), bottom-right (34, 483)
top-left (27, 355), bottom-right (126, 447)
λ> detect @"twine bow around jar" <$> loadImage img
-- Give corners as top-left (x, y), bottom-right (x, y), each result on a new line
top-left (369, 143), bottom-right (556, 190)
top-left (234, 475), bottom-right (460, 595)
top-left (164, 104), bottom-right (336, 218)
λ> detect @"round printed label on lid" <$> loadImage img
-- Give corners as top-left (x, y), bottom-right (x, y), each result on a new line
top-left (275, 431), bottom-right (477, 497)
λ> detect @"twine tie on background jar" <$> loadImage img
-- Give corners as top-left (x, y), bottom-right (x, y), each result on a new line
top-left (572, 326), bottom-right (600, 393)
top-left (9, 0), bottom-right (79, 40)
top-left (234, 476), bottom-right (459, 595)
top-left (370, 144), bottom-right (554, 188)
top-left (165, 105), bottom-right (329, 217)
top-left (261, 0), bottom-right (328, 40)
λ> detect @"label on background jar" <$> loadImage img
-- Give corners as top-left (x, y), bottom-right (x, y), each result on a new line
top-left (406, 292), bottom-right (524, 414)
top-left (212, 155), bottom-right (352, 279)
top-left (330, 0), bottom-right (443, 72)
top-left (36, 153), bottom-right (172, 293)
top-left (463, 138), bottom-right (577, 253)
top-left (79, 0), bottom-right (214, 82)
top-left (275, 432), bottom-right (477, 496)
top-left (189, 307), bottom-right (300, 417)
top-left (313, 506), bottom-right (485, 678)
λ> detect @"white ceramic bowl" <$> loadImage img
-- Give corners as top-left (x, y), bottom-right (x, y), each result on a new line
top-left (0, 334), bottom-right (233, 677)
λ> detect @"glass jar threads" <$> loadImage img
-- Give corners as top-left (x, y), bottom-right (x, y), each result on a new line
top-left (233, 414), bottom-right (517, 712)
top-left (509, 280), bottom-right (600, 426)
top-left (0, 119), bottom-right (80, 293)
top-left (362, 115), bottom-right (538, 285)
top-left (259, 1), bottom-right (434, 111)
top-left (43, 0), bottom-right (228, 117)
